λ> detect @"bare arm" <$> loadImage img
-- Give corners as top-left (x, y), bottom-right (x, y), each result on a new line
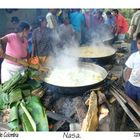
top-left (128, 14), bottom-right (138, 38)
top-left (128, 25), bottom-right (137, 38)
top-left (0, 36), bottom-right (8, 57)
top-left (0, 36), bottom-right (8, 44)
top-left (31, 43), bottom-right (35, 57)
top-left (31, 30), bottom-right (36, 57)
top-left (124, 67), bottom-right (132, 81)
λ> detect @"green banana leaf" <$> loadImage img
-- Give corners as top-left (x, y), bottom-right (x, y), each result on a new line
top-left (27, 80), bottom-right (41, 90)
top-left (16, 84), bottom-right (32, 92)
top-left (2, 72), bottom-right (22, 93)
top-left (19, 102), bottom-right (36, 131)
top-left (18, 73), bottom-right (28, 84)
top-left (8, 105), bottom-right (20, 131)
top-left (22, 89), bottom-right (31, 98)
top-left (0, 93), bottom-right (9, 110)
top-left (25, 69), bottom-right (39, 78)
top-left (26, 96), bottom-right (49, 131)
top-left (0, 85), bottom-right (3, 94)
top-left (9, 88), bottom-right (22, 104)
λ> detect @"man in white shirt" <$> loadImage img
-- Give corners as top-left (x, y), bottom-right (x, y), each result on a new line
top-left (124, 32), bottom-right (140, 104)
top-left (46, 9), bottom-right (58, 29)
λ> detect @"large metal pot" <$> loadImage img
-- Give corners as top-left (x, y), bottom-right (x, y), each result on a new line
top-left (103, 36), bottom-right (114, 45)
top-left (92, 36), bottom-right (114, 46)
top-left (77, 46), bottom-right (116, 65)
top-left (42, 62), bottom-right (108, 96)
top-left (63, 46), bottom-right (116, 65)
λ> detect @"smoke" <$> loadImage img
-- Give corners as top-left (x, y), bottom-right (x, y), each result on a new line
top-left (47, 17), bottom-right (115, 72)
top-left (90, 24), bottom-right (114, 46)
top-left (48, 27), bottom-right (80, 70)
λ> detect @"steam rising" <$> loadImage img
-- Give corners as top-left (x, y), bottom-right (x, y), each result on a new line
top-left (44, 23), bottom-right (114, 87)
top-left (47, 22), bottom-right (114, 71)
top-left (49, 28), bottom-right (80, 69)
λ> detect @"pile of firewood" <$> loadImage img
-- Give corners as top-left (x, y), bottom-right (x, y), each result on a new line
top-left (42, 89), bottom-right (110, 131)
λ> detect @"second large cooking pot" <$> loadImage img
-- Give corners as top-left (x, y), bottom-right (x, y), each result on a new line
top-left (69, 46), bottom-right (117, 65)
top-left (78, 46), bottom-right (116, 66)
top-left (42, 62), bottom-right (108, 96)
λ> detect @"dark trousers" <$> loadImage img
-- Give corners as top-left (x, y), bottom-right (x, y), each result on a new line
top-left (125, 81), bottom-right (140, 102)
top-left (131, 40), bottom-right (138, 54)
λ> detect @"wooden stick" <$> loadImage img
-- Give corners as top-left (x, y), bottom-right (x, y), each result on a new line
top-left (110, 89), bottom-right (140, 129)
top-left (47, 111), bottom-right (76, 123)
top-left (81, 91), bottom-right (99, 131)
top-left (110, 87), bottom-right (127, 104)
top-left (73, 97), bottom-right (87, 124)
top-left (112, 85), bottom-right (140, 117)
top-left (120, 112), bottom-right (127, 131)
top-left (52, 112), bottom-right (75, 131)
top-left (97, 90), bottom-right (107, 105)
top-left (53, 120), bottom-right (66, 131)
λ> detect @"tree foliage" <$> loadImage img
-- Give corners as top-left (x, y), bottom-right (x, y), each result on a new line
top-left (120, 9), bottom-right (135, 24)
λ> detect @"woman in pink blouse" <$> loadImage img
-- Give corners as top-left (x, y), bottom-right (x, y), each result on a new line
top-left (0, 21), bottom-right (30, 83)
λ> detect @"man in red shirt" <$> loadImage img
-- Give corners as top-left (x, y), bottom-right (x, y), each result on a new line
top-left (112, 9), bottom-right (128, 41)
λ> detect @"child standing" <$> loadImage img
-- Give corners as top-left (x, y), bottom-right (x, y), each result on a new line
top-left (125, 32), bottom-right (140, 104)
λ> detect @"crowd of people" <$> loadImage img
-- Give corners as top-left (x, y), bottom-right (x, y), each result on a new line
top-left (3, 9), bottom-right (130, 50)
top-left (0, 9), bottom-right (140, 104)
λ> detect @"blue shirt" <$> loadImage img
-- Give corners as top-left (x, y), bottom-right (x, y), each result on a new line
top-left (105, 16), bottom-right (115, 27)
top-left (70, 12), bottom-right (84, 32)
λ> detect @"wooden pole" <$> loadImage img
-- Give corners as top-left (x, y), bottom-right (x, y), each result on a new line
top-left (112, 84), bottom-right (140, 117)
top-left (110, 88), bottom-right (140, 129)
